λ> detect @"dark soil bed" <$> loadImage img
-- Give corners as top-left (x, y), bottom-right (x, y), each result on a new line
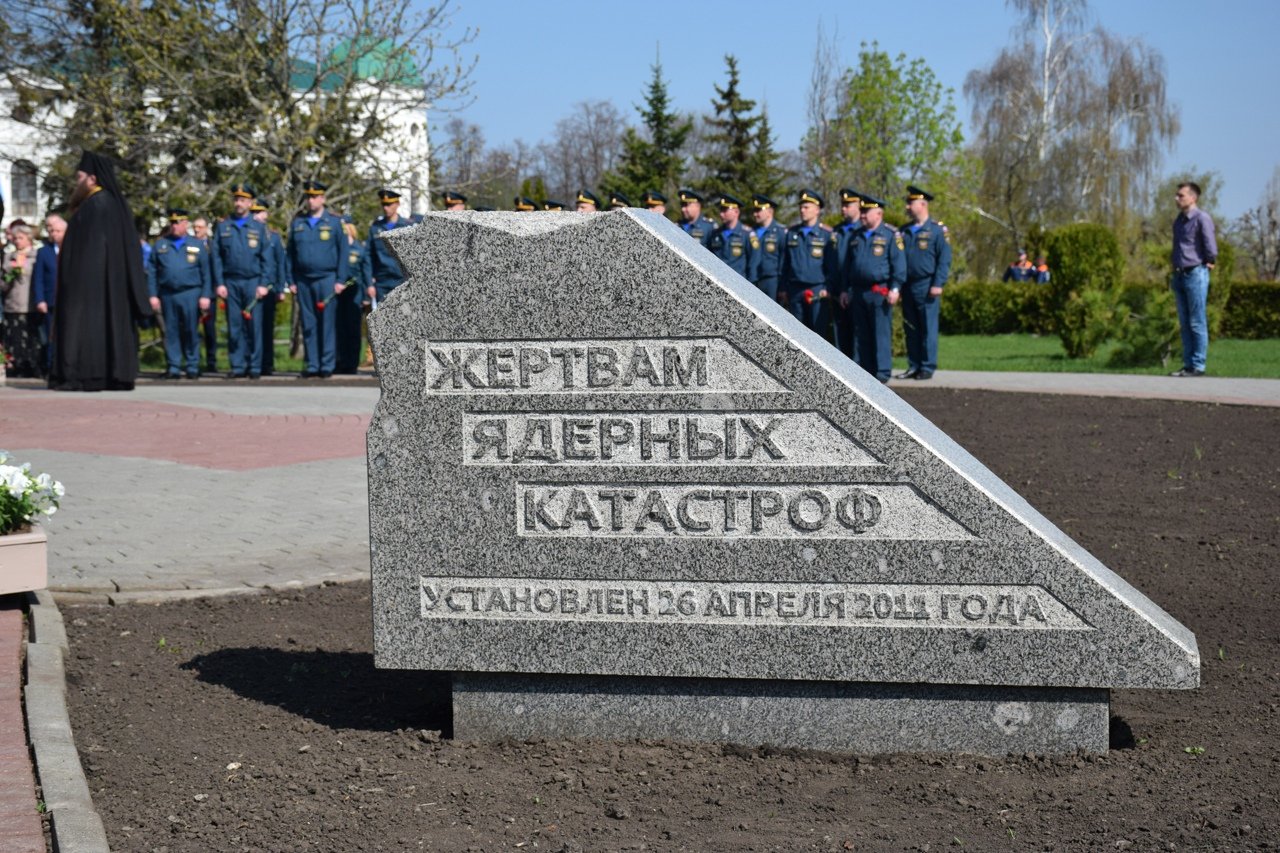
top-left (63, 390), bottom-right (1279, 852)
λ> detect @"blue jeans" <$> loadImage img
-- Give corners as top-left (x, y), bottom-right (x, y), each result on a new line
top-left (1171, 266), bottom-right (1209, 371)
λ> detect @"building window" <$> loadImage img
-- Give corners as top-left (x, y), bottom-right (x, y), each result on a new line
top-left (12, 160), bottom-right (38, 219)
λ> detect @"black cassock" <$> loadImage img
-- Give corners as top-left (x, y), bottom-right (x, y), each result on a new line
top-left (48, 188), bottom-right (152, 391)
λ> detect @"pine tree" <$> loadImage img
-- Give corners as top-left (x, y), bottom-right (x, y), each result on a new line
top-left (600, 60), bottom-right (690, 208)
top-left (743, 107), bottom-right (790, 201)
top-left (696, 55), bottom-right (762, 201)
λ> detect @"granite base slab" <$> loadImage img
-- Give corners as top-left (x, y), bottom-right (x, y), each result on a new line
top-left (452, 673), bottom-right (1110, 755)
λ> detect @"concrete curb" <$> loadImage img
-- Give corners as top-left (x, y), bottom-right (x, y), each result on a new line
top-left (23, 589), bottom-right (109, 853)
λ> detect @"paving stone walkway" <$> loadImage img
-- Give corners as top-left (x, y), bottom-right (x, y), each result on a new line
top-left (3, 384), bottom-right (379, 603)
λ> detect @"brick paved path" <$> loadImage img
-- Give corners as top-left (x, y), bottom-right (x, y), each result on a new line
top-left (2, 385), bottom-right (379, 601)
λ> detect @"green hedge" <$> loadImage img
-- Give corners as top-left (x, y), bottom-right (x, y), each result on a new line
top-left (941, 280), bottom-right (1280, 340)
top-left (940, 282), bottom-right (1054, 335)
top-left (1222, 281), bottom-right (1280, 339)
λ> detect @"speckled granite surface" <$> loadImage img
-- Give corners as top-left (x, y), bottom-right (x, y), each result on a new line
top-left (366, 210), bottom-right (1197, 752)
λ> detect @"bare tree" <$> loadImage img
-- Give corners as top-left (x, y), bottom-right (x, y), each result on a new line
top-left (1232, 166), bottom-right (1280, 281)
top-left (965, 0), bottom-right (1179, 252)
top-left (534, 100), bottom-right (627, 199)
top-left (801, 23), bottom-right (842, 204)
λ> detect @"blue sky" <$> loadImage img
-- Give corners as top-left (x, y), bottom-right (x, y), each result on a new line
top-left (430, 0), bottom-right (1279, 219)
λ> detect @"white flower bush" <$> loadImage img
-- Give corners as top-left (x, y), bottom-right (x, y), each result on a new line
top-left (0, 451), bottom-right (64, 535)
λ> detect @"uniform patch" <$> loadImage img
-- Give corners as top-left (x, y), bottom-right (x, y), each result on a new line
top-left (764, 239), bottom-right (777, 253)
top-left (918, 237), bottom-right (930, 250)
top-left (895, 233), bottom-right (905, 251)
top-left (731, 245), bottom-right (743, 258)
top-left (319, 227), bottom-right (332, 241)
top-left (749, 233), bottom-right (760, 250)
top-left (247, 233), bottom-right (259, 248)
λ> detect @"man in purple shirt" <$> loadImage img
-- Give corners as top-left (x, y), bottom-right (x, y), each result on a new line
top-left (1170, 181), bottom-right (1217, 376)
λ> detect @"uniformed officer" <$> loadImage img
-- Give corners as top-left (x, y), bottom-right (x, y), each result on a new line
top-left (575, 189), bottom-right (600, 212)
top-left (210, 183), bottom-right (270, 378)
top-left (336, 215), bottom-right (371, 374)
top-left (708, 193), bottom-right (759, 282)
top-left (750, 194), bottom-right (787, 302)
top-left (543, 199), bottom-right (567, 211)
top-left (607, 192), bottom-right (630, 210)
top-left (441, 190), bottom-right (467, 211)
top-left (641, 190), bottom-right (668, 215)
top-left (287, 180), bottom-right (349, 378)
top-left (513, 197), bottom-right (538, 212)
top-left (191, 216), bottom-right (218, 373)
top-left (677, 189), bottom-right (714, 246)
top-left (250, 198), bottom-right (288, 376)
top-left (844, 193), bottom-right (906, 383)
top-left (367, 188), bottom-right (413, 306)
top-left (897, 185), bottom-right (952, 380)
top-left (780, 189), bottom-right (838, 342)
top-left (146, 208), bottom-right (211, 379)
top-left (831, 188), bottom-right (864, 361)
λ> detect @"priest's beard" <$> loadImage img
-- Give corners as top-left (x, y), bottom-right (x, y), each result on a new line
top-left (67, 180), bottom-right (93, 215)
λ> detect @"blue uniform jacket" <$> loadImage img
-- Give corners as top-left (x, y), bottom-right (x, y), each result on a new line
top-left (33, 244), bottom-right (57, 308)
top-left (264, 231), bottom-right (289, 294)
top-left (901, 218), bottom-right (952, 289)
top-left (708, 222), bottom-right (760, 282)
top-left (680, 216), bottom-right (715, 248)
top-left (211, 217), bottom-right (268, 285)
top-left (345, 241), bottom-right (372, 293)
top-left (754, 220), bottom-right (787, 282)
top-left (828, 220), bottom-right (862, 295)
top-left (844, 223), bottom-right (906, 292)
top-left (147, 235), bottom-right (212, 298)
top-left (780, 223), bottom-right (838, 290)
top-left (287, 210), bottom-right (349, 284)
top-left (368, 215), bottom-right (414, 282)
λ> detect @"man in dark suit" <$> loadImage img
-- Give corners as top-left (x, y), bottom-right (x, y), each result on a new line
top-left (32, 214), bottom-right (66, 369)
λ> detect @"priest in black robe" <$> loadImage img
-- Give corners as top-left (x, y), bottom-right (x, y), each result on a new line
top-left (48, 151), bottom-right (153, 391)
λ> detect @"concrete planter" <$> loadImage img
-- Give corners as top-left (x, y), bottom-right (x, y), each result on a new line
top-left (0, 524), bottom-right (48, 595)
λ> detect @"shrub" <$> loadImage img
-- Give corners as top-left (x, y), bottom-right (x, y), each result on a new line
top-left (1108, 285), bottom-right (1180, 368)
top-left (1207, 239), bottom-right (1234, 340)
top-left (1222, 281), bottom-right (1280, 339)
top-left (1044, 224), bottom-right (1126, 358)
top-left (940, 282), bottom-right (1053, 335)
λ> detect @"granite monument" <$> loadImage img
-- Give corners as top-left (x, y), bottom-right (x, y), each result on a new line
top-left (367, 210), bottom-right (1198, 755)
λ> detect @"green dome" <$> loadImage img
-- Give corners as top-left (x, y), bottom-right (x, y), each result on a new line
top-left (326, 37), bottom-right (420, 85)
top-left (291, 37), bottom-right (421, 91)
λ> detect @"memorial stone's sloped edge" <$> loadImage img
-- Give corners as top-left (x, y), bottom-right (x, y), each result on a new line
top-left (368, 209), bottom-right (1199, 691)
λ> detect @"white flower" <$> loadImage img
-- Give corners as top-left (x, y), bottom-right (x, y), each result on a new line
top-left (0, 466), bottom-right (27, 498)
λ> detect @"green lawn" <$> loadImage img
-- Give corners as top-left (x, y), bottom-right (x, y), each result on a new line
top-left (924, 334), bottom-right (1280, 378)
